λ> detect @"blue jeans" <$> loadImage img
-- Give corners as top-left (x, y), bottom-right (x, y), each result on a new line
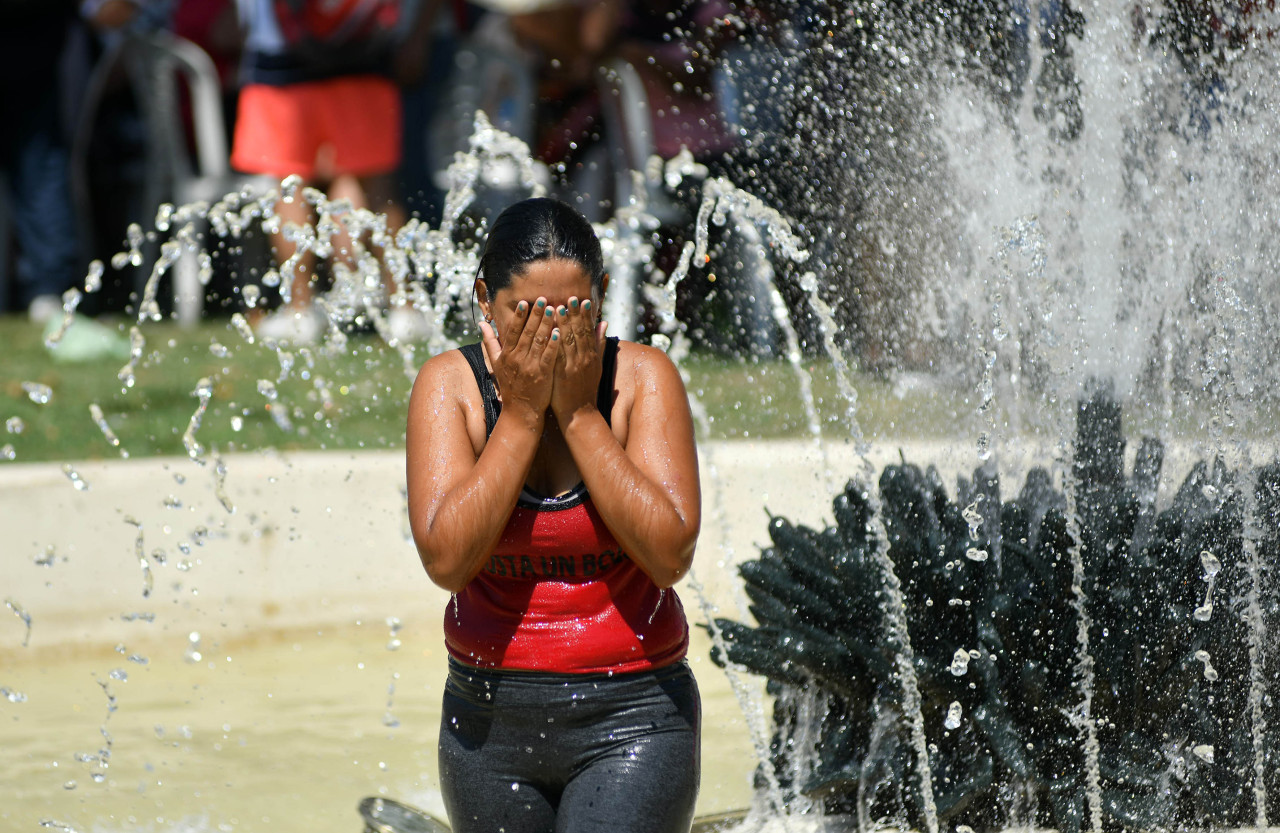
top-left (2, 69), bottom-right (79, 308)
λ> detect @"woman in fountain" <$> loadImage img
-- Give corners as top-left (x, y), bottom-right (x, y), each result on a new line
top-left (405, 197), bottom-right (702, 833)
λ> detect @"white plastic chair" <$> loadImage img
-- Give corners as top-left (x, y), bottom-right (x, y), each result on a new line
top-left (71, 29), bottom-right (267, 325)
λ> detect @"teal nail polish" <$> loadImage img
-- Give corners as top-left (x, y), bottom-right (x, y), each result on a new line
top-left (551, 331), bottom-right (559, 341)
top-left (582, 300), bottom-right (591, 312)
top-left (569, 298), bottom-right (579, 309)
top-left (536, 299), bottom-right (546, 309)
top-left (559, 307), bottom-right (568, 317)
top-left (545, 306), bottom-right (553, 317)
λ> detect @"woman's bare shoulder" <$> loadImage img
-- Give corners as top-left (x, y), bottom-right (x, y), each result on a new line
top-left (616, 339), bottom-right (682, 379)
top-left (614, 340), bottom-right (687, 402)
top-left (412, 347), bottom-right (472, 390)
top-left (409, 348), bottom-right (483, 416)
top-left (408, 347), bottom-right (487, 450)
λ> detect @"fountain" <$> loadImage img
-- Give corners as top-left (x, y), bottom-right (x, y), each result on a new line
top-left (4, 2), bottom-right (1280, 832)
top-left (712, 382), bottom-right (1280, 830)
top-left (703, 2), bottom-right (1280, 831)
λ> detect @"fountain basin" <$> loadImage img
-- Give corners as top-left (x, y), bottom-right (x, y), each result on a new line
top-left (1, 436), bottom-right (1222, 831)
top-left (0, 439), bottom-right (965, 831)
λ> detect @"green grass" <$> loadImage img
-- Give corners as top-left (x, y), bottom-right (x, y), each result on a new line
top-left (1, 315), bottom-right (974, 465)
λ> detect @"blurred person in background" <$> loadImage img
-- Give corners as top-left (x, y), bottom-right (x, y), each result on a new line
top-left (502, 0), bottom-right (738, 218)
top-left (0, 0), bottom-right (174, 321)
top-left (395, 0), bottom-right (481, 226)
top-left (231, 0), bottom-right (432, 344)
top-left (0, 0), bottom-right (84, 322)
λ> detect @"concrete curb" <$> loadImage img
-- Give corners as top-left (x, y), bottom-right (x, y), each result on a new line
top-left (0, 436), bottom-right (1212, 651)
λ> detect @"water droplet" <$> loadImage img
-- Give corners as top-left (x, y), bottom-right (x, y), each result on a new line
top-left (21, 382), bottom-right (53, 405)
top-left (34, 545), bottom-right (55, 567)
top-left (6, 417), bottom-right (25, 434)
top-left (84, 260), bottom-right (105, 293)
top-left (1193, 603), bottom-right (1213, 622)
top-left (2, 686), bottom-right (28, 703)
top-left (1195, 650), bottom-right (1218, 681)
top-left (965, 547), bottom-right (988, 562)
top-left (976, 432), bottom-right (992, 461)
top-left (944, 701), bottom-right (963, 730)
top-left (1200, 550), bottom-right (1221, 577)
top-left (230, 312), bottom-right (256, 344)
top-left (949, 647), bottom-right (971, 676)
top-left (154, 202), bottom-right (174, 232)
top-left (88, 404), bottom-right (126, 457)
top-left (0, 444), bottom-right (14, 461)
top-left (61, 464), bottom-right (89, 491)
top-left (182, 377), bottom-right (215, 461)
top-left (184, 632), bottom-right (202, 663)
top-left (108, 669), bottom-right (128, 682)
top-left (1192, 744), bottom-right (1214, 763)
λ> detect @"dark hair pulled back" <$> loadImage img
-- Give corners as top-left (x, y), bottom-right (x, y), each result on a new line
top-left (477, 198), bottom-right (605, 300)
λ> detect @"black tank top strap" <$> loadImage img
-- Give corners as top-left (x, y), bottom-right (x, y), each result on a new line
top-left (460, 337), bottom-right (620, 438)
top-left (459, 342), bottom-right (501, 436)
top-left (597, 336), bottom-right (619, 418)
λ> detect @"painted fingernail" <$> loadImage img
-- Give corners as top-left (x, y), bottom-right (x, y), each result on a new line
top-left (582, 300), bottom-right (591, 312)
top-left (545, 306), bottom-right (554, 317)
top-left (559, 306), bottom-right (568, 317)
top-left (569, 298), bottom-right (579, 309)
top-left (517, 301), bottom-right (526, 313)
top-left (536, 299), bottom-right (546, 310)
top-left (551, 330), bottom-right (559, 341)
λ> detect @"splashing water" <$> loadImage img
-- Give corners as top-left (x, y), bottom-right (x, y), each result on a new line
top-left (21, 382), bottom-right (53, 405)
top-left (7, 13), bottom-right (1280, 821)
top-left (6, 597), bottom-right (33, 647)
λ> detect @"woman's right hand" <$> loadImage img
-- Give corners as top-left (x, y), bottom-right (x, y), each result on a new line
top-left (479, 297), bottom-right (561, 426)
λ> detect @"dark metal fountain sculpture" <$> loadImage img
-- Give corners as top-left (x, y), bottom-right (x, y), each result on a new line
top-left (711, 386), bottom-right (1280, 831)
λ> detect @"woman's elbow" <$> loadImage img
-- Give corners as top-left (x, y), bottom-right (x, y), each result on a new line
top-left (649, 529), bottom-right (698, 589)
top-left (416, 543), bottom-right (472, 594)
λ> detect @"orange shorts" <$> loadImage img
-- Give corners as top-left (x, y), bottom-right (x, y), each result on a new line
top-left (231, 75), bottom-right (402, 180)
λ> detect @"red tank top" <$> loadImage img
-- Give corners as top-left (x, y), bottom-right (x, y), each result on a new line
top-left (443, 340), bottom-right (689, 673)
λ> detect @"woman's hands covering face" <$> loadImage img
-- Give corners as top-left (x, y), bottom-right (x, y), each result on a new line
top-left (550, 296), bottom-right (608, 424)
top-left (479, 296), bottom-right (560, 422)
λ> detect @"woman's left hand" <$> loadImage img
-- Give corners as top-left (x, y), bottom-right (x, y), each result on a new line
top-left (550, 297), bottom-right (608, 426)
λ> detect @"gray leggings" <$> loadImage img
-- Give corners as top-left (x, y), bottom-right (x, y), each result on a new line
top-left (439, 657), bottom-right (701, 833)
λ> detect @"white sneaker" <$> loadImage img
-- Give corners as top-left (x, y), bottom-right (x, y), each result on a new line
top-left (256, 306), bottom-right (326, 345)
top-left (27, 295), bottom-right (62, 325)
top-left (387, 306), bottom-right (430, 344)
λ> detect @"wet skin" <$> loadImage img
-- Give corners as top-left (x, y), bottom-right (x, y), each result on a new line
top-left (405, 258), bottom-right (701, 594)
